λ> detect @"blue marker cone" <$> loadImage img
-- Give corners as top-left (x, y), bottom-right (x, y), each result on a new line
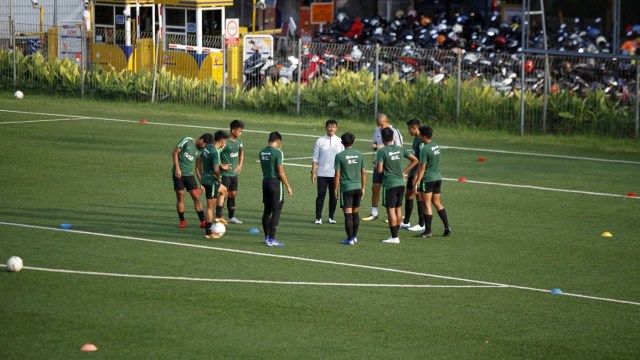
top-left (550, 288), bottom-right (563, 295)
top-left (248, 228), bottom-right (260, 234)
top-left (60, 223), bottom-right (73, 229)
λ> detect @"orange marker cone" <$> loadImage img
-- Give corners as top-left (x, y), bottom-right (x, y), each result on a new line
top-left (627, 192), bottom-right (637, 197)
top-left (80, 344), bottom-right (98, 352)
top-left (140, 119), bottom-right (148, 124)
top-left (458, 177), bottom-right (468, 182)
top-left (477, 157), bottom-right (486, 162)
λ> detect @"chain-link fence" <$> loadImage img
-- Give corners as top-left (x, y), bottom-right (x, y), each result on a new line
top-left (1, 21), bottom-right (638, 139)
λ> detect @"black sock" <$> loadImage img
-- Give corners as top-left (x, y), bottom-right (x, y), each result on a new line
top-left (417, 202), bottom-right (425, 226)
top-left (228, 197), bottom-right (236, 218)
top-left (403, 199), bottom-right (414, 224)
top-left (197, 210), bottom-right (205, 221)
top-left (205, 222), bottom-right (212, 234)
top-left (352, 213), bottom-right (360, 238)
top-left (425, 215), bottom-right (433, 234)
top-left (215, 206), bottom-right (224, 219)
top-left (390, 225), bottom-right (399, 238)
top-left (344, 213), bottom-right (354, 240)
top-left (178, 212), bottom-right (185, 221)
top-left (437, 208), bottom-right (449, 228)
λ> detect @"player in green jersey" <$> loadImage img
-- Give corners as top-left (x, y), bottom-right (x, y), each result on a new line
top-left (401, 118), bottom-right (426, 232)
top-left (198, 131), bottom-right (230, 238)
top-left (172, 133), bottom-right (213, 229)
top-left (220, 120), bottom-right (245, 224)
top-left (413, 126), bottom-right (451, 238)
top-left (376, 128), bottom-right (418, 244)
top-left (259, 131), bottom-right (293, 247)
top-left (333, 132), bottom-right (366, 245)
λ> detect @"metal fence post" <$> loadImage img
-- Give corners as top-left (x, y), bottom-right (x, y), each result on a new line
top-left (222, 38), bottom-right (226, 111)
top-left (296, 39), bottom-right (302, 115)
top-left (636, 60), bottom-right (640, 140)
top-left (542, 54), bottom-right (549, 134)
top-left (80, 25), bottom-right (87, 97)
top-left (151, 30), bottom-right (161, 103)
top-left (374, 43), bottom-right (379, 119)
top-left (11, 20), bottom-right (16, 87)
top-left (456, 50), bottom-right (462, 122)
top-left (519, 52), bottom-right (526, 136)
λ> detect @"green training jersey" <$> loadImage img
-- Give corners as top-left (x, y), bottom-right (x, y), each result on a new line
top-left (172, 137), bottom-right (201, 176)
top-left (409, 136), bottom-right (423, 175)
top-left (376, 145), bottom-right (412, 188)
top-left (220, 137), bottom-right (243, 177)
top-left (259, 146), bottom-right (283, 180)
top-left (200, 144), bottom-right (221, 186)
top-left (419, 140), bottom-right (442, 182)
top-left (334, 148), bottom-right (365, 193)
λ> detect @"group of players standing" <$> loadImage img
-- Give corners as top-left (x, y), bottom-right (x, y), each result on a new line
top-left (313, 113), bottom-right (451, 245)
top-left (170, 114), bottom-right (451, 247)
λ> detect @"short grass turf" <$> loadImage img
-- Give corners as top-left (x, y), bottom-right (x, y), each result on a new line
top-left (0, 93), bottom-right (639, 359)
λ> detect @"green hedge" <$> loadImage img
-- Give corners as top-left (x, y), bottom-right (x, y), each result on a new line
top-left (0, 51), bottom-right (635, 138)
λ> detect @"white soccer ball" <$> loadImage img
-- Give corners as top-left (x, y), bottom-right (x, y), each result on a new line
top-left (14, 90), bottom-right (24, 100)
top-left (6, 256), bottom-right (23, 272)
top-left (212, 222), bottom-right (226, 237)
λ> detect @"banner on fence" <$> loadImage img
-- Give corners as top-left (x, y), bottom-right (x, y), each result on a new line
top-left (242, 34), bottom-right (273, 62)
top-left (58, 23), bottom-right (83, 63)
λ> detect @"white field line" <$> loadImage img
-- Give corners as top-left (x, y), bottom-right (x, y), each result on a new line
top-left (1, 221), bottom-right (639, 306)
top-left (0, 108), bottom-right (637, 166)
top-left (283, 162), bottom-right (639, 200)
top-left (0, 117), bottom-right (91, 124)
top-left (441, 146), bottom-right (640, 165)
top-left (0, 264), bottom-right (505, 288)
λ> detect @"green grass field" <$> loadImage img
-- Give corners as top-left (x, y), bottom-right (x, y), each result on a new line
top-left (1, 93), bottom-right (639, 359)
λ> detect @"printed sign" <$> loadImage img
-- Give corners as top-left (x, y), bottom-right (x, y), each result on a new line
top-left (310, 3), bottom-right (334, 25)
top-left (242, 35), bottom-right (273, 62)
top-left (225, 18), bottom-right (239, 46)
top-left (58, 24), bottom-right (83, 62)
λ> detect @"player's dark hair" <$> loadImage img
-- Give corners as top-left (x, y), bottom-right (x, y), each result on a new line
top-left (406, 118), bottom-right (421, 127)
top-left (381, 127), bottom-right (394, 143)
top-left (268, 131), bottom-right (282, 143)
top-left (214, 130), bottom-right (229, 142)
top-left (200, 133), bottom-right (214, 144)
top-left (326, 119), bottom-right (338, 127)
top-left (230, 119), bottom-right (245, 130)
top-left (419, 126), bottom-right (433, 139)
top-left (341, 132), bottom-right (355, 147)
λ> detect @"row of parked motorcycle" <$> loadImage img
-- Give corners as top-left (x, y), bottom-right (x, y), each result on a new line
top-left (316, 10), bottom-right (640, 55)
top-left (242, 40), bottom-right (638, 105)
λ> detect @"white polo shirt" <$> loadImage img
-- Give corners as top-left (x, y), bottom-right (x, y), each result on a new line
top-left (313, 134), bottom-right (344, 177)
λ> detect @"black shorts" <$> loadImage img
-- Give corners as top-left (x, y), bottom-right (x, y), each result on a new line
top-left (222, 175), bottom-right (239, 192)
top-left (173, 175), bottom-right (199, 191)
top-left (203, 183), bottom-right (220, 199)
top-left (262, 178), bottom-right (283, 205)
top-left (372, 171), bottom-right (383, 184)
top-left (382, 186), bottom-right (405, 208)
top-left (340, 189), bottom-right (362, 209)
top-left (419, 180), bottom-right (442, 194)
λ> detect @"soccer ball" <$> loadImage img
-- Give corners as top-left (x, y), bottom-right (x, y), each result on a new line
top-left (212, 222), bottom-right (226, 237)
top-left (14, 90), bottom-right (24, 100)
top-left (6, 256), bottom-right (23, 272)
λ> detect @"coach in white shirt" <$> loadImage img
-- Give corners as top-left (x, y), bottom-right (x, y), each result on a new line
top-left (362, 113), bottom-right (403, 221)
top-left (311, 119), bottom-right (344, 224)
